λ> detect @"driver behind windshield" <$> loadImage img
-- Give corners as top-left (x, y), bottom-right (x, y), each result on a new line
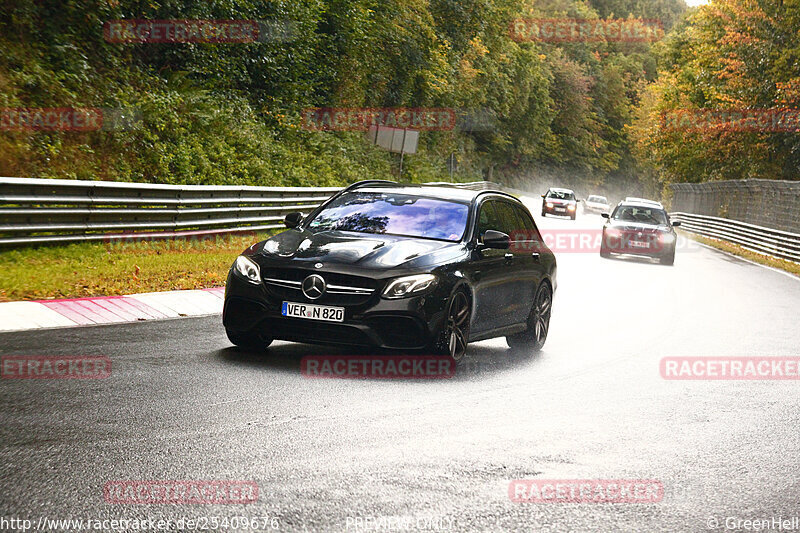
top-left (613, 206), bottom-right (668, 225)
top-left (547, 191), bottom-right (575, 201)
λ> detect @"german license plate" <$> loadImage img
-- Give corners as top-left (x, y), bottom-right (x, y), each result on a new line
top-left (282, 301), bottom-right (344, 322)
top-left (555, 207), bottom-right (566, 212)
top-left (629, 240), bottom-right (650, 248)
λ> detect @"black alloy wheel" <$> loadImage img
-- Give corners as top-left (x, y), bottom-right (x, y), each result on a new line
top-left (507, 282), bottom-right (552, 352)
top-left (441, 290), bottom-right (470, 362)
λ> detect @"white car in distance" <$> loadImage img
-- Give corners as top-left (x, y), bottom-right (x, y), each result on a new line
top-left (583, 195), bottom-right (611, 215)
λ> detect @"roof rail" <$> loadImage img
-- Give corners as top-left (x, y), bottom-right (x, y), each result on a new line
top-left (342, 180), bottom-right (397, 192)
top-left (625, 196), bottom-right (662, 205)
top-left (474, 189), bottom-right (521, 203)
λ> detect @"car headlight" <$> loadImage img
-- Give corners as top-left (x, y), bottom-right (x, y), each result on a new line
top-left (381, 274), bottom-right (437, 299)
top-left (567, 204), bottom-right (576, 211)
top-left (546, 202), bottom-right (554, 208)
top-left (233, 255), bottom-right (261, 284)
top-left (661, 233), bottom-right (676, 244)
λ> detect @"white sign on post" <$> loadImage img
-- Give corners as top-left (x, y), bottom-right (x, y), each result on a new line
top-left (366, 125), bottom-right (419, 177)
top-left (366, 126), bottom-right (419, 154)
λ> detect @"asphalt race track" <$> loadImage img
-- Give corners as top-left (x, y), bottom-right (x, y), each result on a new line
top-left (2, 197), bottom-right (800, 532)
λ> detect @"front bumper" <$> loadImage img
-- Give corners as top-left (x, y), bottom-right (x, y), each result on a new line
top-left (542, 205), bottom-right (576, 216)
top-left (223, 271), bottom-right (448, 350)
top-left (602, 233), bottom-right (674, 257)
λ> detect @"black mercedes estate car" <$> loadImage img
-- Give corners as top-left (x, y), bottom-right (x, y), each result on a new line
top-left (223, 181), bottom-right (557, 361)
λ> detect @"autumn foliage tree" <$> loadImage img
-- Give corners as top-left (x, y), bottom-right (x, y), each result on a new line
top-left (630, 0), bottom-right (800, 191)
top-left (1, 0), bottom-right (687, 192)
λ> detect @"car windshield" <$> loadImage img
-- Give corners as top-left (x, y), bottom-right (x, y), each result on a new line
top-left (589, 196), bottom-right (607, 203)
top-left (612, 205), bottom-right (669, 225)
top-left (307, 192), bottom-right (469, 241)
top-left (547, 190), bottom-right (575, 200)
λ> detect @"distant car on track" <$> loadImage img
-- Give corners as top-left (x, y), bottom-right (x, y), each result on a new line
top-left (582, 195), bottom-right (610, 215)
top-left (541, 188), bottom-right (578, 220)
top-left (600, 199), bottom-right (681, 265)
top-left (224, 181), bottom-right (558, 361)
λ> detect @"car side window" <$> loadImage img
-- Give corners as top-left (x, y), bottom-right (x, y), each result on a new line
top-left (513, 206), bottom-right (533, 232)
top-left (477, 200), bottom-right (502, 240)
top-left (494, 201), bottom-right (522, 237)
top-left (513, 205), bottom-right (542, 243)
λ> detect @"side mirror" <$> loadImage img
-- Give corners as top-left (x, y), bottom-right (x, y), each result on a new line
top-left (541, 194), bottom-right (546, 198)
top-left (601, 213), bottom-right (610, 219)
top-left (672, 220), bottom-right (682, 227)
top-left (284, 212), bottom-right (303, 228)
top-left (481, 229), bottom-right (510, 250)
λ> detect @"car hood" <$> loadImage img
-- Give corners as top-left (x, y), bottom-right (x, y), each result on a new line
top-left (545, 198), bottom-right (575, 205)
top-left (606, 220), bottom-right (671, 233)
top-left (257, 229), bottom-right (463, 269)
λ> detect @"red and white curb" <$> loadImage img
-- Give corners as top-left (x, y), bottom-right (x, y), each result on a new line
top-left (0, 288), bottom-right (224, 332)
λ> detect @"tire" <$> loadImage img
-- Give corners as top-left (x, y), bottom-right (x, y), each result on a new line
top-left (541, 211), bottom-right (547, 217)
top-left (506, 282), bottom-right (552, 352)
top-left (570, 213), bottom-right (576, 220)
top-left (431, 289), bottom-right (471, 363)
top-left (660, 246), bottom-right (676, 266)
top-left (226, 329), bottom-right (273, 350)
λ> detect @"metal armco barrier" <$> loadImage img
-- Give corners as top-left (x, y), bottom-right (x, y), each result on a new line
top-left (0, 177), bottom-right (499, 247)
top-left (671, 212), bottom-right (800, 263)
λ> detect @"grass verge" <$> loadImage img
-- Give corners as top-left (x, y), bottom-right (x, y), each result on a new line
top-left (0, 233), bottom-right (271, 302)
top-left (687, 233), bottom-right (800, 277)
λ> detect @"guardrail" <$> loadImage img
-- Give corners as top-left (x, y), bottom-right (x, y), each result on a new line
top-left (671, 212), bottom-right (800, 263)
top-left (0, 177), bottom-right (499, 247)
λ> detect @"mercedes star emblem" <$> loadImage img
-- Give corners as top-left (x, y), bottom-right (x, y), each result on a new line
top-left (302, 274), bottom-right (326, 300)
top-left (314, 263), bottom-right (323, 269)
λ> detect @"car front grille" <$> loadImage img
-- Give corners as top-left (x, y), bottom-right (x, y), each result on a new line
top-left (261, 268), bottom-right (377, 305)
